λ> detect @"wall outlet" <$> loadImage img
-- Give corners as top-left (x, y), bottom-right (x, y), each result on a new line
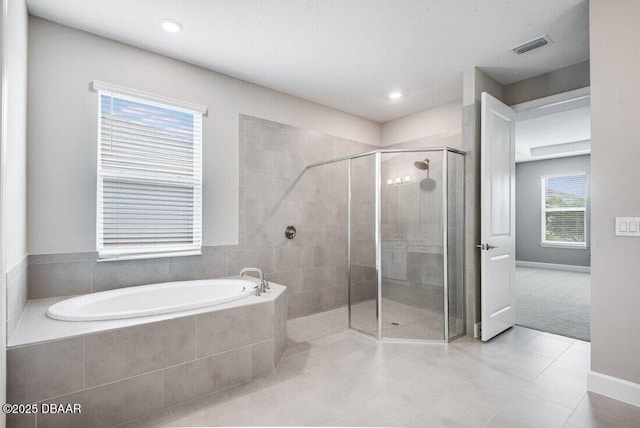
top-left (615, 217), bottom-right (640, 237)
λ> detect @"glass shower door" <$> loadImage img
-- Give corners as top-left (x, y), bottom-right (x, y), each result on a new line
top-left (380, 151), bottom-right (445, 340)
top-left (447, 150), bottom-right (465, 340)
top-left (348, 154), bottom-right (378, 336)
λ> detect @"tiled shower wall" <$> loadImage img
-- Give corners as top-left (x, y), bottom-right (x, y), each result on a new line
top-left (377, 136), bottom-right (465, 338)
top-left (379, 152), bottom-right (445, 313)
top-left (22, 115), bottom-right (377, 321)
top-left (239, 116), bottom-right (377, 317)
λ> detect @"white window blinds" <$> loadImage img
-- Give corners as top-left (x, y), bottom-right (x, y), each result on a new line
top-left (96, 87), bottom-right (204, 260)
top-left (541, 174), bottom-right (587, 246)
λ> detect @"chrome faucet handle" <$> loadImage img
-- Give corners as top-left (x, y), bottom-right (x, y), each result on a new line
top-left (254, 285), bottom-right (261, 296)
top-left (263, 279), bottom-right (270, 290)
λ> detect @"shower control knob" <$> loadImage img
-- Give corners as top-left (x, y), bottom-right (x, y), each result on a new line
top-left (285, 225), bottom-right (297, 240)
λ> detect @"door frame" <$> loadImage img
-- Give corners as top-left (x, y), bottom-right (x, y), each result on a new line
top-left (478, 87), bottom-right (592, 340)
top-left (511, 87), bottom-right (590, 115)
top-left (506, 86), bottom-right (592, 336)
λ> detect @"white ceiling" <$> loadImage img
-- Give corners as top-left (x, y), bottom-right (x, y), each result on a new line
top-left (26, 0), bottom-right (589, 123)
top-left (515, 101), bottom-right (591, 163)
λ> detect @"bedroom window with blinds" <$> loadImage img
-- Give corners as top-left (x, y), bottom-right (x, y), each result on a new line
top-left (94, 82), bottom-right (206, 260)
top-left (541, 173), bottom-right (587, 247)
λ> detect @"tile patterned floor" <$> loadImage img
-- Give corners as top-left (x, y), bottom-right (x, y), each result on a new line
top-left (351, 299), bottom-right (447, 340)
top-left (287, 307), bottom-right (348, 343)
top-left (137, 309), bottom-right (640, 428)
top-left (289, 299), bottom-right (457, 342)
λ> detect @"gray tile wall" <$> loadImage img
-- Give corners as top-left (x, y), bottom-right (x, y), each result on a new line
top-left (240, 116), bottom-right (377, 318)
top-left (6, 255), bottom-right (28, 340)
top-left (348, 155), bottom-right (377, 306)
top-left (378, 151), bottom-right (446, 312)
top-left (7, 291), bottom-right (287, 428)
top-left (462, 103), bottom-right (480, 336)
top-left (344, 146), bottom-right (462, 338)
top-left (27, 249), bottom-right (230, 298)
top-left (24, 115), bottom-right (378, 321)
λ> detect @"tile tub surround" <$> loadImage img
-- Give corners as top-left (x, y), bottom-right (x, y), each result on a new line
top-left (7, 284), bottom-right (287, 428)
top-left (25, 115), bottom-right (380, 320)
top-left (7, 255), bottom-right (28, 340)
top-left (24, 117), bottom-right (463, 322)
top-left (141, 309), bottom-right (637, 428)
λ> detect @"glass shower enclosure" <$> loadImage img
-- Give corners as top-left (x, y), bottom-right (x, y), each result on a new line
top-left (315, 147), bottom-right (465, 342)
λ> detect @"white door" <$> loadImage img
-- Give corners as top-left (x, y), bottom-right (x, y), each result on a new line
top-left (480, 92), bottom-right (516, 341)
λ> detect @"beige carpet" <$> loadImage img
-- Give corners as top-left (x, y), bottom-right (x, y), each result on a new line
top-left (516, 266), bottom-right (590, 341)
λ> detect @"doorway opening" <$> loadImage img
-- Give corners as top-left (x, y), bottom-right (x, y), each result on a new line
top-left (513, 89), bottom-right (591, 341)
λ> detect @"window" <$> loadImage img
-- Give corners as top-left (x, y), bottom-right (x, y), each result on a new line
top-left (94, 82), bottom-right (205, 260)
top-left (541, 173), bottom-right (587, 247)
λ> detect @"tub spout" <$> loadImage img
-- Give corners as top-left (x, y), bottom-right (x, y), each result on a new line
top-left (240, 267), bottom-right (266, 293)
top-left (240, 267), bottom-right (264, 281)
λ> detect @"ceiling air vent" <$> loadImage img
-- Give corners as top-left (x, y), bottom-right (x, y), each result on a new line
top-left (512, 35), bottom-right (551, 54)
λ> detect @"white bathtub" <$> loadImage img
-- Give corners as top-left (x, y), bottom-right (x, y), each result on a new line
top-left (46, 278), bottom-right (256, 321)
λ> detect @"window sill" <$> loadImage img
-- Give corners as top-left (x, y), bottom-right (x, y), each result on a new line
top-left (98, 249), bottom-right (202, 262)
top-left (539, 242), bottom-right (588, 250)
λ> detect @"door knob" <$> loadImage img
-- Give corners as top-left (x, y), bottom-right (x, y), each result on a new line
top-left (476, 244), bottom-right (498, 250)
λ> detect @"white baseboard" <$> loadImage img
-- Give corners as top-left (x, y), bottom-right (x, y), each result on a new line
top-left (473, 322), bottom-right (481, 338)
top-left (588, 371), bottom-right (640, 407)
top-left (516, 260), bottom-right (591, 273)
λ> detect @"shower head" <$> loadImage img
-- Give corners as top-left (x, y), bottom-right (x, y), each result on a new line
top-left (413, 158), bottom-right (430, 170)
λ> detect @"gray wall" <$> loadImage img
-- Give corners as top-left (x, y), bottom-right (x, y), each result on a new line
top-left (26, 17), bottom-right (380, 255)
top-left (504, 60), bottom-right (590, 106)
top-left (3, 0), bottom-right (29, 376)
top-left (379, 152), bottom-right (445, 314)
top-left (4, 0), bottom-right (28, 269)
top-left (239, 116), bottom-right (378, 318)
top-left (590, 0), bottom-right (640, 386)
top-left (26, 116), bottom-right (379, 321)
top-left (24, 17), bottom-right (381, 323)
top-left (516, 155), bottom-right (591, 267)
top-left (381, 101), bottom-right (462, 146)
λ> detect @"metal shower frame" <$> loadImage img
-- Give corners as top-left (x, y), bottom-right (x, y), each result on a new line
top-left (306, 147), bottom-right (465, 343)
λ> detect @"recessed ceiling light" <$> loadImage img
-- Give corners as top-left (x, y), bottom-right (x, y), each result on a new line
top-left (160, 18), bottom-right (183, 33)
top-left (389, 91), bottom-right (402, 100)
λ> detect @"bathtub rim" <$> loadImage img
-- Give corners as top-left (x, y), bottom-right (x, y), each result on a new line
top-left (46, 278), bottom-right (258, 322)
top-left (9, 277), bottom-right (286, 348)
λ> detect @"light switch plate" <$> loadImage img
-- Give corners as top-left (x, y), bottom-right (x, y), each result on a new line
top-left (615, 217), bottom-right (640, 237)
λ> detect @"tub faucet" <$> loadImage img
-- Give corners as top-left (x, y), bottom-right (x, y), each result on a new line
top-left (240, 267), bottom-right (267, 294)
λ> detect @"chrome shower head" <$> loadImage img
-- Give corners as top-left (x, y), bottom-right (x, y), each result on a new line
top-left (413, 158), bottom-right (430, 170)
